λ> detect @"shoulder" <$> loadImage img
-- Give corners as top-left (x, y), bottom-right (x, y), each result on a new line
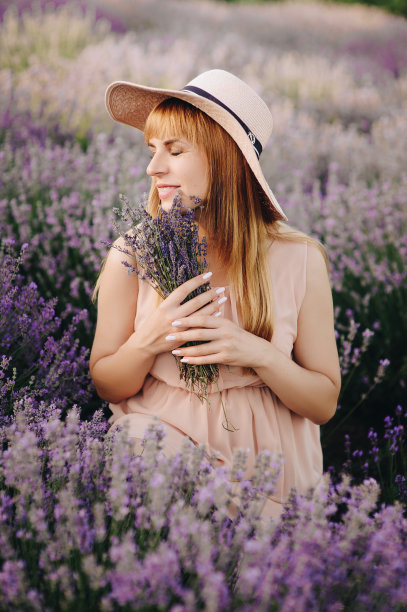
top-left (97, 236), bottom-right (139, 300)
top-left (273, 222), bottom-right (320, 248)
top-left (270, 223), bottom-right (328, 272)
top-left (305, 241), bottom-right (329, 283)
top-left (102, 236), bottom-right (137, 272)
top-left (298, 241), bottom-right (333, 321)
top-left (269, 222), bottom-right (307, 248)
top-left (267, 223), bottom-right (307, 263)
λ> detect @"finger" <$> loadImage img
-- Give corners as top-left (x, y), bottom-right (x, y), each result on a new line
top-left (171, 313), bottom-right (227, 331)
top-left (164, 324), bottom-right (217, 349)
top-left (167, 327), bottom-right (221, 346)
top-left (180, 353), bottom-right (224, 365)
top-left (166, 314), bottom-right (222, 351)
top-left (173, 340), bottom-right (223, 358)
top-left (172, 300), bottom-right (223, 328)
top-left (177, 289), bottom-right (227, 319)
top-left (167, 272), bottom-right (214, 305)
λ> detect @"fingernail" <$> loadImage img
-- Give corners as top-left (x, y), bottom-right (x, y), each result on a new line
top-left (203, 271), bottom-right (212, 279)
top-left (213, 311), bottom-right (222, 317)
top-left (172, 349), bottom-right (181, 355)
top-left (172, 320), bottom-right (182, 327)
top-left (215, 287), bottom-right (225, 294)
top-left (217, 296), bottom-right (228, 305)
top-left (180, 357), bottom-right (189, 363)
top-left (165, 335), bottom-right (176, 341)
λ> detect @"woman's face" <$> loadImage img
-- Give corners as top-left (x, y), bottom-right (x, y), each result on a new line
top-left (146, 136), bottom-right (208, 212)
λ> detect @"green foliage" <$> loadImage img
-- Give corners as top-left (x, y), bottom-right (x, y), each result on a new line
top-left (322, 242), bottom-right (407, 488)
top-left (330, 0), bottom-right (407, 18)
top-left (212, 0), bottom-right (407, 18)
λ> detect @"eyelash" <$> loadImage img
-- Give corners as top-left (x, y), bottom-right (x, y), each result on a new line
top-left (148, 151), bottom-right (182, 158)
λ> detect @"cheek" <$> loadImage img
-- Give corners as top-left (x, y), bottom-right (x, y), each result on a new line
top-left (201, 171), bottom-right (209, 198)
top-left (184, 165), bottom-right (203, 191)
top-left (192, 161), bottom-right (209, 195)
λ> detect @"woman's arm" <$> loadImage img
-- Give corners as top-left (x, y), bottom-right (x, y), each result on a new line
top-left (90, 239), bottom-right (225, 403)
top-left (90, 239), bottom-right (151, 403)
top-left (251, 243), bottom-right (341, 424)
top-left (165, 244), bottom-right (341, 425)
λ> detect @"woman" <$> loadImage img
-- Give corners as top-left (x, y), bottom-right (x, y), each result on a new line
top-left (90, 69), bottom-right (341, 519)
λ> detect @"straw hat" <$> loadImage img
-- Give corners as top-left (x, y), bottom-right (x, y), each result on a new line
top-left (105, 69), bottom-right (287, 220)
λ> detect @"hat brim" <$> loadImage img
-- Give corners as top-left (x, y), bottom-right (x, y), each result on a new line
top-left (105, 81), bottom-right (287, 221)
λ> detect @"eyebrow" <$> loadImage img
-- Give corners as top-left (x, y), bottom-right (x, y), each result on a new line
top-left (146, 138), bottom-right (186, 148)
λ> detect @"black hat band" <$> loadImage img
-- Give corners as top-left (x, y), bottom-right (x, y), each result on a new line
top-left (182, 85), bottom-right (262, 159)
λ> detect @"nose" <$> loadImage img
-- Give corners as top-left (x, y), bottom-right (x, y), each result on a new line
top-left (146, 151), bottom-right (167, 177)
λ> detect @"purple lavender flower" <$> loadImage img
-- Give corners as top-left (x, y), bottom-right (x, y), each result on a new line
top-left (0, 244), bottom-right (92, 424)
top-left (1, 410), bottom-right (407, 610)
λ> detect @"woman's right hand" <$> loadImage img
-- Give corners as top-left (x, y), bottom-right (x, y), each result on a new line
top-left (133, 272), bottom-right (226, 357)
top-left (90, 240), bottom-right (227, 403)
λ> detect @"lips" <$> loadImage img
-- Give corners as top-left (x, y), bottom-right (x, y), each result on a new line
top-left (156, 185), bottom-right (180, 199)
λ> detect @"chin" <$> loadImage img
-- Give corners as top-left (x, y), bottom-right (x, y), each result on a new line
top-left (159, 200), bottom-right (173, 211)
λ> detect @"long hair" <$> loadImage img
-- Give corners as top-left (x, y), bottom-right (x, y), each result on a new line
top-left (144, 98), bottom-right (328, 350)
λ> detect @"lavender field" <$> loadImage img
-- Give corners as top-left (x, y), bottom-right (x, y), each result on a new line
top-left (1, 0), bottom-right (407, 609)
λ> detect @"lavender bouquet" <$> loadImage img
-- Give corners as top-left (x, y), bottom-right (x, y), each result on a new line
top-left (113, 192), bottom-right (220, 403)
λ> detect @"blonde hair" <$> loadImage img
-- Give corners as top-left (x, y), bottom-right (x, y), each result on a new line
top-left (144, 98), bottom-right (328, 357)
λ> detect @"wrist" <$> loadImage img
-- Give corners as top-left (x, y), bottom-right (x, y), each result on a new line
top-left (249, 336), bottom-right (276, 370)
top-left (129, 330), bottom-right (157, 359)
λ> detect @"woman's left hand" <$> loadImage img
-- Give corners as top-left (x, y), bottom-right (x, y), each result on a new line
top-left (168, 313), bottom-right (271, 368)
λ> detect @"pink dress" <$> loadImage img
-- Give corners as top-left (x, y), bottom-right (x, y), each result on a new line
top-left (109, 238), bottom-right (323, 517)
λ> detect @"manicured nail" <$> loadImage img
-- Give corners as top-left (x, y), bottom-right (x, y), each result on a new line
top-left (215, 287), bottom-right (225, 294)
top-left (172, 320), bottom-right (182, 327)
top-left (213, 311), bottom-right (222, 317)
top-left (203, 271), bottom-right (212, 279)
top-left (172, 349), bottom-right (181, 355)
top-left (218, 296), bottom-right (228, 305)
top-left (165, 335), bottom-right (176, 341)
top-left (180, 357), bottom-right (189, 363)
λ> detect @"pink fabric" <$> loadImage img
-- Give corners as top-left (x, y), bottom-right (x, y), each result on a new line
top-left (109, 239), bottom-right (323, 514)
